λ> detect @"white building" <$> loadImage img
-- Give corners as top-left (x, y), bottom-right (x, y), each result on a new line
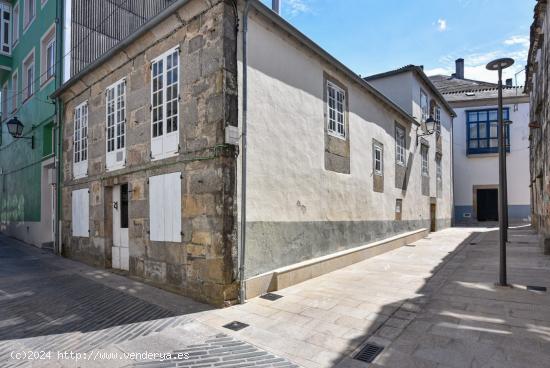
top-left (430, 59), bottom-right (530, 223)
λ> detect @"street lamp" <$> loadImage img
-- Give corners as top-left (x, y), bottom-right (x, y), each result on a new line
top-left (6, 117), bottom-right (34, 149)
top-left (416, 116), bottom-right (437, 145)
top-left (486, 57), bottom-right (514, 287)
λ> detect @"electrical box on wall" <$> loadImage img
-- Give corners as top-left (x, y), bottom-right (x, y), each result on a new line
top-left (463, 213), bottom-right (472, 218)
top-left (225, 125), bottom-right (239, 146)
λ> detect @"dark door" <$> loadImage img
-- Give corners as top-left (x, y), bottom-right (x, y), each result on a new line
top-left (477, 189), bottom-right (498, 221)
top-left (430, 203), bottom-right (436, 232)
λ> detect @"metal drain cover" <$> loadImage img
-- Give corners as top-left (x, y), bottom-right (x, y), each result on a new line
top-left (355, 343), bottom-right (384, 363)
top-left (260, 293), bottom-right (283, 301)
top-left (527, 285), bottom-right (547, 292)
top-left (223, 321), bottom-right (249, 331)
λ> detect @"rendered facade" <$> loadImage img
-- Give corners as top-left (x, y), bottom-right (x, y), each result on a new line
top-left (53, 0), bottom-right (454, 305)
top-left (431, 59), bottom-right (531, 224)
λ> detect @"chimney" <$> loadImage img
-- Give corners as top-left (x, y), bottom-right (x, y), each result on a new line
top-left (455, 58), bottom-right (464, 79)
top-left (505, 78), bottom-right (513, 87)
top-left (272, 0), bottom-right (280, 14)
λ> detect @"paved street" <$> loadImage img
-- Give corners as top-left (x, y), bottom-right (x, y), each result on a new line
top-left (1, 225), bottom-right (550, 368)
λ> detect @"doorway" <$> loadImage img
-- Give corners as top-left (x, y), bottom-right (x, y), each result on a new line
top-left (112, 184), bottom-right (129, 270)
top-left (477, 189), bottom-right (498, 221)
top-left (430, 203), bottom-right (436, 232)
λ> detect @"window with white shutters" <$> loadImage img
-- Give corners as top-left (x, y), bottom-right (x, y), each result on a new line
top-left (327, 81), bottom-right (346, 139)
top-left (149, 172), bottom-right (181, 242)
top-left (106, 79), bottom-right (126, 171)
top-left (151, 47), bottom-right (179, 160)
top-left (73, 101), bottom-right (88, 179)
top-left (72, 188), bottom-right (89, 237)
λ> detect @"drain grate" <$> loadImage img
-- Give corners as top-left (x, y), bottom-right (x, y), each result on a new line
top-left (223, 321), bottom-right (249, 331)
top-left (354, 343), bottom-right (384, 363)
top-left (260, 293), bottom-right (283, 301)
top-left (527, 285), bottom-right (547, 292)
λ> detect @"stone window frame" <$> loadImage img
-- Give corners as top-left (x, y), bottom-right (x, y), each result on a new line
top-left (421, 144), bottom-right (429, 177)
top-left (395, 123), bottom-right (406, 166)
top-left (436, 152), bottom-right (442, 197)
top-left (105, 78), bottom-right (127, 171)
top-left (1, 81), bottom-right (7, 121)
top-left (326, 80), bottom-right (347, 140)
top-left (39, 23), bottom-right (55, 87)
top-left (373, 141), bottom-right (383, 176)
top-left (22, 47), bottom-right (34, 102)
top-left (12, 2), bottom-right (19, 47)
top-left (11, 68), bottom-right (17, 112)
top-left (23, 0), bottom-right (35, 34)
top-left (420, 88), bottom-right (429, 123)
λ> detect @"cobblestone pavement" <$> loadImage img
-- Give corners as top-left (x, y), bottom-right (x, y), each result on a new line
top-left (0, 235), bottom-right (297, 368)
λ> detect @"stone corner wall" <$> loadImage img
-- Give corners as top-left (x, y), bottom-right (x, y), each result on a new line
top-left (59, 0), bottom-right (239, 307)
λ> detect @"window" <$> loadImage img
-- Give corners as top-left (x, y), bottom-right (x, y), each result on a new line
top-left (12, 3), bottom-right (18, 45)
top-left (72, 188), bottom-right (89, 237)
top-left (435, 105), bottom-right (441, 136)
top-left (327, 81), bottom-right (346, 139)
top-left (11, 70), bottom-right (17, 112)
top-left (73, 101), bottom-right (88, 178)
top-left (23, 0), bottom-right (35, 31)
top-left (149, 172), bottom-right (181, 242)
top-left (420, 89), bottom-right (428, 122)
top-left (374, 144), bottom-right (383, 175)
top-left (395, 199), bottom-right (402, 221)
top-left (421, 145), bottom-right (429, 177)
top-left (467, 108), bottom-right (510, 154)
top-left (436, 154), bottom-right (442, 196)
top-left (40, 24), bottom-right (55, 85)
top-left (22, 49), bottom-right (34, 100)
top-left (151, 47), bottom-right (179, 160)
top-left (0, 3), bottom-right (11, 54)
top-left (395, 124), bottom-right (406, 166)
top-left (106, 79), bottom-right (126, 170)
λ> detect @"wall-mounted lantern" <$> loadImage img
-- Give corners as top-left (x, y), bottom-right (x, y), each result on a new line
top-left (416, 116), bottom-right (436, 145)
top-left (6, 117), bottom-right (34, 149)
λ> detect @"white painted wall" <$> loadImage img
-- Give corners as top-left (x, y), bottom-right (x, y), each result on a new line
top-left (453, 102), bottom-right (530, 207)
top-left (238, 11), bottom-right (453, 226)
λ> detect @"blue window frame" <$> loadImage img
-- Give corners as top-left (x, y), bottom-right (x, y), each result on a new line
top-left (466, 108), bottom-right (510, 154)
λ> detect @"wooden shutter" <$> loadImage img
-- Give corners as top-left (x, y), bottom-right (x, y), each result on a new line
top-left (72, 188), bottom-right (89, 237)
top-left (148, 172), bottom-right (181, 242)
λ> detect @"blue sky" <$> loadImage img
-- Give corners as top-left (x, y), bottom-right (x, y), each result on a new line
top-left (260, 0), bottom-right (535, 84)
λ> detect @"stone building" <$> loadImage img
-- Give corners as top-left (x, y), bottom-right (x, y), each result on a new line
top-left (430, 59), bottom-right (530, 224)
top-left (53, 0), bottom-right (454, 305)
top-left (526, 0), bottom-right (550, 253)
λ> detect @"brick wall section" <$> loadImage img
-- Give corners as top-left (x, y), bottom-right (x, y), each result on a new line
top-left (59, 0), bottom-right (239, 306)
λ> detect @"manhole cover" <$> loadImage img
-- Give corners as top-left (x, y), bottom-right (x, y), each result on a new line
top-left (223, 321), bottom-right (249, 331)
top-left (260, 293), bottom-right (283, 301)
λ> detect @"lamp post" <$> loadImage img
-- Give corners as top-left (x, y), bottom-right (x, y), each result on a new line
top-left (486, 57), bottom-right (514, 287)
top-left (416, 116), bottom-right (437, 145)
top-left (6, 117), bottom-right (34, 149)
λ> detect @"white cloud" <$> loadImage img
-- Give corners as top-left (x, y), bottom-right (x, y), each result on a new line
top-left (285, 0), bottom-right (311, 17)
top-left (437, 19), bottom-right (447, 32)
top-left (503, 35), bottom-right (530, 48)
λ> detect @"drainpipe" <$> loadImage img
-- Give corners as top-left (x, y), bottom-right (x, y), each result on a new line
top-left (54, 0), bottom-right (64, 255)
top-left (238, 0), bottom-right (252, 304)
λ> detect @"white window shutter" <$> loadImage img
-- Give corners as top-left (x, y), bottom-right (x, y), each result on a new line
top-left (164, 172), bottom-right (181, 242)
top-left (149, 174), bottom-right (165, 241)
top-left (72, 189), bottom-right (89, 237)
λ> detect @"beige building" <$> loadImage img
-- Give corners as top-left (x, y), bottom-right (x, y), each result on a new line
top-left (53, 0), bottom-right (455, 305)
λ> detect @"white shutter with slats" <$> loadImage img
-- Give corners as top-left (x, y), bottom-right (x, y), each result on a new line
top-left (148, 172), bottom-right (181, 242)
top-left (72, 188), bottom-right (89, 237)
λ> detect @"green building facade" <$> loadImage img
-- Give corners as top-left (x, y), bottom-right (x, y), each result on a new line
top-left (0, 0), bottom-right (61, 248)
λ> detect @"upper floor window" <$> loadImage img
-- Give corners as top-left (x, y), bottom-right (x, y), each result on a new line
top-left (420, 89), bottom-right (428, 122)
top-left (151, 47), bottom-right (179, 160)
top-left (106, 79), bottom-right (126, 170)
top-left (373, 143), bottom-right (383, 176)
top-left (23, 0), bottom-right (35, 31)
top-left (40, 24), bottom-right (55, 85)
top-left (12, 3), bottom-right (18, 45)
top-left (0, 3), bottom-right (11, 55)
top-left (11, 70), bottom-right (17, 112)
top-left (327, 81), bottom-right (346, 139)
top-left (467, 108), bottom-right (510, 155)
top-left (22, 49), bottom-right (34, 100)
top-left (421, 145), bottom-right (429, 177)
top-left (73, 101), bottom-right (88, 178)
top-left (1, 82), bottom-right (7, 122)
top-left (395, 124), bottom-right (406, 166)
top-left (434, 105), bottom-right (441, 136)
